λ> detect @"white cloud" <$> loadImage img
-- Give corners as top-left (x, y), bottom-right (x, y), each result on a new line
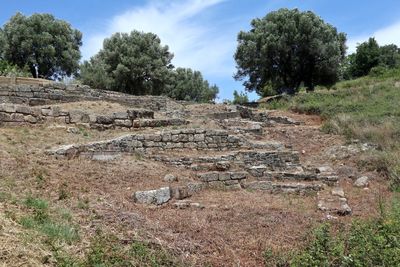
top-left (347, 21), bottom-right (400, 53)
top-left (81, 0), bottom-right (235, 77)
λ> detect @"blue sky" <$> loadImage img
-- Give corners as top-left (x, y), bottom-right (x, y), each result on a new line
top-left (2, 0), bottom-right (400, 100)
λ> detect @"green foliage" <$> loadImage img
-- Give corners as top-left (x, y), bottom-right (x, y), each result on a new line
top-left (0, 60), bottom-right (31, 77)
top-left (346, 38), bottom-right (400, 79)
top-left (1, 12), bottom-right (82, 79)
top-left (80, 31), bottom-right (173, 95)
top-left (291, 198), bottom-right (400, 267)
top-left (20, 196), bottom-right (79, 244)
top-left (232, 90), bottom-right (249, 104)
top-left (234, 8), bottom-right (346, 95)
top-left (264, 197), bottom-right (400, 266)
top-left (166, 67), bottom-right (219, 102)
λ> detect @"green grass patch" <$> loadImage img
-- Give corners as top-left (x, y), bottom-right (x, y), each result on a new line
top-left (20, 196), bottom-right (79, 244)
top-left (265, 196), bottom-right (400, 266)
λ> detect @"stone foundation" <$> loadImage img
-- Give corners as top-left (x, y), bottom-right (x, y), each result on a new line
top-left (0, 83), bottom-right (183, 112)
top-left (48, 129), bottom-right (248, 158)
top-left (0, 103), bottom-right (188, 130)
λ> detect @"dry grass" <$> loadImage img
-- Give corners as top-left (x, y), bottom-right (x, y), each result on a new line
top-left (0, 107), bottom-right (395, 266)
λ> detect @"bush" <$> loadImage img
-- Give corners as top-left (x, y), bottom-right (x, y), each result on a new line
top-left (266, 197), bottom-right (400, 266)
top-left (232, 90), bottom-right (249, 104)
top-left (0, 60), bottom-right (31, 77)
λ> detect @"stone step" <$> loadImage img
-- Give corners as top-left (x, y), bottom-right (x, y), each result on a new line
top-left (244, 181), bottom-right (324, 194)
top-left (248, 167), bottom-right (338, 185)
top-left (149, 149), bottom-right (299, 171)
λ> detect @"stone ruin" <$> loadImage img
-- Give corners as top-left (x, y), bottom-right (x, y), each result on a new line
top-left (0, 81), bottom-right (351, 216)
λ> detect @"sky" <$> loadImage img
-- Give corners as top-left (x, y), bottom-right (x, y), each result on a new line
top-left (2, 0), bottom-right (400, 100)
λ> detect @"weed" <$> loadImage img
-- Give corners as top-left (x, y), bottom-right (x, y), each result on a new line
top-left (77, 198), bottom-right (89, 210)
top-left (20, 196), bottom-right (79, 244)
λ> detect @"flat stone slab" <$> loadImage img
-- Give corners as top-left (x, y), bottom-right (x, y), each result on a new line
top-left (133, 187), bottom-right (171, 205)
top-left (318, 197), bottom-right (351, 216)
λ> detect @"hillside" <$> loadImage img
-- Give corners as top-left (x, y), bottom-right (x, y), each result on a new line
top-left (0, 77), bottom-right (399, 266)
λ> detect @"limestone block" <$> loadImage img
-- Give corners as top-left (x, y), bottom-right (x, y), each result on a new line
top-left (10, 113), bottom-right (24, 122)
top-left (198, 172), bottom-right (219, 182)
top-left (133, 187), bottom-right (171, 205)
top-left (114, 119), bottom-right (132, 127)
top-left (24, 115), bottom-right (37, 123)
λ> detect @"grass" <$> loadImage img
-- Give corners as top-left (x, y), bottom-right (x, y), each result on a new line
top-left (17, 196), bottom-right (179, 266)
top-left (55, 230), bottom-right (180, 267)
top-left (266, 68), bottom-right (400, 190)
top-left (264, 197), bottom-right (400, 267)
top-left (20, 196), bottom-right (79, 244)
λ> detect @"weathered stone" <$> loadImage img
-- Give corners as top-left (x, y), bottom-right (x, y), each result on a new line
top-left (354, 176), bottom-right (369, 188)
top-left (193, 134), bottom-right (205, 142)
top-left (24, 115), bottom-right (37, 123)
top-left (331, 187), bottom-right (345, 198)
top-left (215, 161), bottom-right (230, 171)
top-left (318, 197), bottom-right (352, 216)
top-left (67, 127), bottom-right (80, 134)
top-left (171, 186), bottom-right (190, 200)
top-left (231, 172), bottom-right (247, 180)
top-left (114, 119), bottom-right (132, 127)
top-left (96, 115), bottom-right (114, 124)
top-left (133, 187), bottom-right (171, 205)
top-left (316, 166), bottom-right (334, 174)
top-left (163, 174), bottom-right (178, 182)
top-left (173, 200), bottom-right (204, 209)
top-left (113, 112), bottom-right (129, 120)
top-left (10, 113), bottom-right (24, 122)
top-left (198, 172), bottom-right (219, 182)
top-left (218, 172), bottom-right (231, 181)
top-left (0, 112), bottom-right (12, 122)
top-left (246, 181), bottom-right (272, 190)
top-left (186, 182), bottom-right (204, 194)
top-left (248, 165), bottom-right (267, 177)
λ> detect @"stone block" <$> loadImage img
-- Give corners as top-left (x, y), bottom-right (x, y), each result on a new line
top-left (96, 115), bottom-right (114, 124)
top-left (114, 119), bottom-right (132, 127)
top-left (10, 113), bottom-right (24, 122)
top-left (198, 172), bottom-right (219, 182)
top-left (218, 172), bottom-right (231, 181)
top-left (231, 172), bottom-right (247, 180)
top-left (133, 187), bottom-right (171, 205)
top-left (24, 115), bottom-right (37, 123)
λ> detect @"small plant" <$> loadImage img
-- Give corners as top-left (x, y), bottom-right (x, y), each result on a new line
top-left (20, 196), bottom-right (79, 244)
top-left (58, 183), bottom-right (69, 200)
top-left (77, 198), bottom-right (90, 210)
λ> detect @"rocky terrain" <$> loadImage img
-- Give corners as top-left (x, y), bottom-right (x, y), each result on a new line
top-left (0, 82), bottom-right (391, 266)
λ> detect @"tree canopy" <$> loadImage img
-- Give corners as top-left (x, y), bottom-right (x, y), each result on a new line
top-left (234, 8), bottom-right (346, 96)
top-left (166, 67), bottom-right (218, 102)
top-left (80, 31), bottom-right (174, 95)
top-left (347, 38), bottom-right (400, 78)
top-left (1, 12), bottom-right (82, 80)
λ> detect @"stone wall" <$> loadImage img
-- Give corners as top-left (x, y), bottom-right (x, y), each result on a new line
top-left (0, 103), bottom-right (188, 130)
top-left (48, 129), bottom-right (248, 158)
top-left (0, 83), bottom-right (183, 112)
top-left (151, 150), bottom-right (299, 171)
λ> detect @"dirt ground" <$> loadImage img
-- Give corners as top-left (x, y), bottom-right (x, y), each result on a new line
top-left (0, 104), bottom-right (393, 266)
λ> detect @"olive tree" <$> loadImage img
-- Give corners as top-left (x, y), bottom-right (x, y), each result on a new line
top-left (1, 12), bottom-right (82, 79)
top-left (80, 31), bottom-right (174, 95)
top-left (166, 67), bottom-right (219, 102)
top-left (234, 8), bottom-right (346, 95)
